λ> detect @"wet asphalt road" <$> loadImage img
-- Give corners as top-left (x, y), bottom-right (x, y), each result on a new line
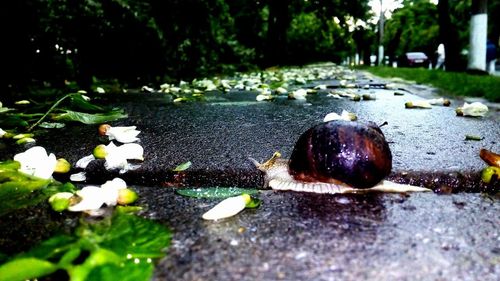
top-left (145, 189), bottom-right (500, 281)
top-left (1, 67), bottom-right (499, 280)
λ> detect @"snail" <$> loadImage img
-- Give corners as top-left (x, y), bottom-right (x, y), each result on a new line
top-left (251, 120), bottom-right (430, 194)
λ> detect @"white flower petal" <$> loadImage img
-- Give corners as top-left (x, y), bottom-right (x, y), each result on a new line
top-left (13, 146), bottom-right (57, 179)
top-left (0, 128), bottom-right (6, 137)
top-left (75, 155), bottom-right (96, 169)
top-left (101, 178), bottom-right (127, 190)
top-left (116, 143), bottom-right (144, 160)
top-left (462, 102), bottom-right (488, 117)
top-left (119, 163), bottom-right (142, 174)
top-left (105, 153), bottom-right (128, 171)
top-left (107, 126), bottom-right (141, 143)
top-left (103, 143), bottom-right (143, 172)
top-left (289, 89), bottom-right (307, 100)
top-left (275, 87), bottom-right (287, 94)
top-left (202, 194), bottom-right (250, 221)
top-left (69, 186), bottom-right (105, 212)
top-left (105, 142), bottom-right (119, 153)
top-left (324, 110), bottom-right (356, 122)
top-left (101, 187), bottom-right (120, 206)
top-left (256, 94), bottom-right (272, 101)
top-left (70, 172), bottom-right (87, 182)
top-left (35, 153), bottom-right (57, 179)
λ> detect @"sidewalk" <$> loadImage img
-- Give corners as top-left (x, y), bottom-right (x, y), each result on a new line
top-left (1, 65), bottom-right (499, 280)
top-left (22, 68), bottom-right (499, 191)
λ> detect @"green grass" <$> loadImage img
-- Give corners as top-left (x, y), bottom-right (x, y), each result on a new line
top-left (362, 66), bottom-right (500, 102)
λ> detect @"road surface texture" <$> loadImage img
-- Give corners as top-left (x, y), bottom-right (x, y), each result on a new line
top-left (0, 65), bottom-right (499, 280)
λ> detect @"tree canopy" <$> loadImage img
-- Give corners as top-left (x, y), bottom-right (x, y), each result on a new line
top-left (2, 0), bottom-right (374, 95)
top-left (1, 0), bottom-right (498, 97)
top-left (383, 0), bottom-right (499, 69)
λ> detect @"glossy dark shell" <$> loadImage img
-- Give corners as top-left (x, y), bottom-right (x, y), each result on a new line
top-left (288, 120), bottom-right (392, 189)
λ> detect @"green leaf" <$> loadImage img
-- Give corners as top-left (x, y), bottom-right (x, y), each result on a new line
top-left (23, 235), bottom-right (77, 261)
top-left (176, 187), bottom-right (259, 199)
top-left (69, 94), bottom-right (105, 112)
top-left (0, 115), bottom-right (29, 128)
top-left (52, 110), bottom-right (127, 125)
top-left (87, 213), bottom-right (171, 259)
top-left (68, 248), bottom-right (122, 281)
top-left (0, 162), bottom-right (74, 216)
top-left (1, 213), bottom-right (171, 281)
top-left (86, 260), bottom-right (154, 281)
top-left (173, 161), bottom-right (192, 172)
top-left (0, 160), bottom-right (21, 171)
top-left (0, 175), bottom-right (52, 216)
top-left (0, 258), bottom-right (57, 281)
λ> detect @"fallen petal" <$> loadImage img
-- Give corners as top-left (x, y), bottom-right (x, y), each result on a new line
top-left (107, 126), bottom-right (141, 143)
top-left (324, 110), bottom-right (357, 122)
top-left (69, 186), bottom-right (105, 212)
top-left (202, 194), bottom-right (251, 221)
top-left (75, 155), bottom-right (96, 169)
top-left (13, 146), bottom-right (57, 179)
top-left (460, 102), bottom-right (488, 117)
top-left (70, 172), bottom-right (87, 182)
top-left (117, 143), bottom-right (144, 160)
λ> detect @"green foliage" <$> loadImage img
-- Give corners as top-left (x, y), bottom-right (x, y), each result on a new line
top-left (0, 213), bottom-right (171, 281)
top-left (287, 13), bottom-right (340, 63)
top-left (0, 161), bottom-right (76, 216)
top-left (384, 0), bottom-right (498, 65)
top-left (365, 67), bottom-right (500, 102)
top-left (52, 109), bottom-right (128, 125)
top-left (0, 93), bottom-right (127, 134)
top-left (2, 0), bottom-right (373, 93)
top-left (384, 1), bottom-right (440, 58)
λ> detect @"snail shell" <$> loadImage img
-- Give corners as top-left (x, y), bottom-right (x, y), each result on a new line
top-left (289, 120), bottom-right (392, 189)
top-left (252, 120), bottom-right (393, 193)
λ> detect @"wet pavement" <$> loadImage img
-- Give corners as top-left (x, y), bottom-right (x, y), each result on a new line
top-left (1, 65), bottom-right (499, 280)
top-left (147, 189), bottom-right (500, 281)
top-left (4, 71), bottom-right (498, 191)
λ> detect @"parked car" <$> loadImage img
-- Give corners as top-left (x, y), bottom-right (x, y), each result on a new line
top-left (398, 52), bottom-right (430, 68)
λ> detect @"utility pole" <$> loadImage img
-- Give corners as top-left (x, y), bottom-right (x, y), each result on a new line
top-left (468, 0), bottom-right (488, 71)
top-left (378, 0), bottom-right (385, 66)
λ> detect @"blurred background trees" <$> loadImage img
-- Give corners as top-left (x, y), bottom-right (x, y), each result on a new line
top-left (384, 0), bottom-right (499, 71)
top-left (0, 0), bottom-right (498, 98)
top-left (1, 0), bottom-right (372, 96)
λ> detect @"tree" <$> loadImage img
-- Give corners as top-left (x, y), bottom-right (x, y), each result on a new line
top-left (384, 1), bottom-right (440, 62)
top-left (265, 0), bottom-right (291, 66)
top-left (438, 0), bottom-right (463, 71)
top-left (467, 0), bottom-right (488, 71)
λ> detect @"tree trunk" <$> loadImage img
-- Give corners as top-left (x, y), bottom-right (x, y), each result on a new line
top-left (437, 0), bottom-right (462, 71)
top-left (266, 0), bottom-right (290, 66)
top-left (467, 0), bottom-right (488, 71)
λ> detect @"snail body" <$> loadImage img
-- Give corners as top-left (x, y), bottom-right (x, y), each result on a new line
top-left (252, 120), bottom-right (428, 194)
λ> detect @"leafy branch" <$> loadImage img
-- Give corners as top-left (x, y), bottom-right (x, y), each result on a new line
top-left (27, 93), bottom-right (77, 132)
